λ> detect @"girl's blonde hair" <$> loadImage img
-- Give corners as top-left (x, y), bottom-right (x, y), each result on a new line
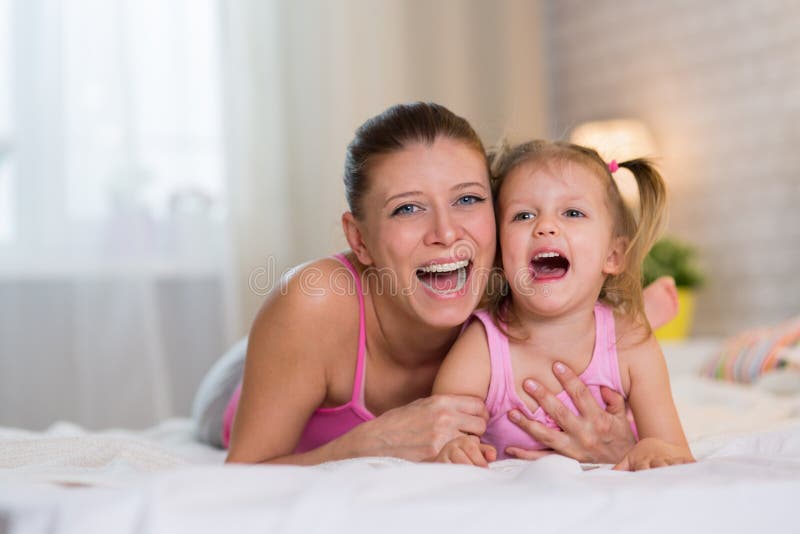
top-left (485, 139), bottom-right (668, 336)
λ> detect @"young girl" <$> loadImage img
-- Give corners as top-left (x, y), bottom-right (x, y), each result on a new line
top-left (431, 140), bottom-right (694, 470)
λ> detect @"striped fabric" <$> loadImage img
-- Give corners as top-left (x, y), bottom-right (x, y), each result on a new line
top-left (701, 316), bottom-right (800, 383)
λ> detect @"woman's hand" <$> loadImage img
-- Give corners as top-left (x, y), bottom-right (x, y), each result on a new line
top-left (613, 437), bottom-right (695, 471)
top-left (505, 362), bottom-right (636, 464)
top-left (430, 434), bottom-right (497, 467)
top-left (340, 394), bottom-right (490, 462)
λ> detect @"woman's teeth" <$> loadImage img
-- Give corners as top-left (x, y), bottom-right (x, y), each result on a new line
top-left (416, 260), bottom-right (469, 294)
top-left (417, 259), bottom-right (469, 273)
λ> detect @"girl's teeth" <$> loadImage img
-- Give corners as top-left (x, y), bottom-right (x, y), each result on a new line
top-left (534, 252), bottom-right (561, 260)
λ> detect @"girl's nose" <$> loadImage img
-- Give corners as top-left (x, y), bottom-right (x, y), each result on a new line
top-left (534, 216), bottom-right (559, 237)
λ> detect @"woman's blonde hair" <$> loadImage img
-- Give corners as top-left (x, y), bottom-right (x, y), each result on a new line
top-left (485, 139), bottom-right (668, 336)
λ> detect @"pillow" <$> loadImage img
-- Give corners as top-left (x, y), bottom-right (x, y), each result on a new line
top-left (700, 316), bottom-right (800, 383)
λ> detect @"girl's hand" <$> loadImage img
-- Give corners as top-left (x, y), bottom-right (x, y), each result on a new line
top-left (341, 394), bottom-right (490, 462)
top-left (613, 437), bottom-right (695, 471)
top-left (506, 362), bottom-right (636, 463)
top-left (431, 435), bottom-right (497, 467)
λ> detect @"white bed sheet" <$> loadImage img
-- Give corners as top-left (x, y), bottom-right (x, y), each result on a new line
top-left (2, 339), bottom-right (800, 534)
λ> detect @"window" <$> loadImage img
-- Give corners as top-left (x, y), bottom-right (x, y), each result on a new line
top-left (0, 0), bottom-right (12, 243)
top-left (2, 0), bottom-right (225, 270)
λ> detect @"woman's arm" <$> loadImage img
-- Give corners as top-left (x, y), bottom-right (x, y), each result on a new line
top-left (246, 393), bottom-right (492, 465)
top-left (225, 262), bottom-right (342, 464)
top-left (226, 260), bottom-right (489, 465)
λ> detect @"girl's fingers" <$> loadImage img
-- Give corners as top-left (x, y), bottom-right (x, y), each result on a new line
top-left (465, 444), bottom-right (488, 467)
top-left (505, 447), bottom-right (554, 460)
top-left (633, 459), bottom-right (651, 471)
top-left (450, 448), bottom-right (471, 465)
top-left (480, 444), bottom-right (497, 463)
top-left (613, 456), bottom-right (631, 471)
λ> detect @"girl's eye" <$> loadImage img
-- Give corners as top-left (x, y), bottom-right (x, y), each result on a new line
top-left (392, 204), bottom-right (421, 217)
top-left (564, 209), bottom-right (585, 218)
top-left (513, 211), bottom-right (534, 221)
top-left (456, 195), bottom-right (485, 206)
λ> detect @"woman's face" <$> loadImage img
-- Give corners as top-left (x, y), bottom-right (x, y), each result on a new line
top-left (353, 137), bottom-right (496, 328)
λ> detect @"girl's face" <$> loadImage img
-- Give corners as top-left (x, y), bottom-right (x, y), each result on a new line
top-left (497, 159), bottom-right (626, 317)
top-left (350, 137), bottom-right (496, 329)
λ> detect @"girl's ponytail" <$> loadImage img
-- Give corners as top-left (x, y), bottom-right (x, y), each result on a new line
top-left (602, 158), bottom-right (669, 330)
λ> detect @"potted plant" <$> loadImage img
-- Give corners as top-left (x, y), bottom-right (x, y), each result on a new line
top-left (643, 237), bottom-right (704, 340)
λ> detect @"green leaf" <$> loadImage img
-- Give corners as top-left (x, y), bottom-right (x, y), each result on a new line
top-left (642, 237), bottom-right (705, 288)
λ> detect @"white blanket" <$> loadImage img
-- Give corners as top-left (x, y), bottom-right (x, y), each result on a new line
top-left (2, 340), bottom-right (800, 534)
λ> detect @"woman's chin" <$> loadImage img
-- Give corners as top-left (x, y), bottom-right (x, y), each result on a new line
top-left (410, 285), bottom-right (482, 328)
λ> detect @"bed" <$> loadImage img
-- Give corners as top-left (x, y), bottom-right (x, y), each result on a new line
top-left (2, 338), bottom-right (800, 534)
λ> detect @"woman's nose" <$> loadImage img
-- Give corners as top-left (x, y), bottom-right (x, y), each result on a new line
top-left (425, 209), bottom-right (461, 246)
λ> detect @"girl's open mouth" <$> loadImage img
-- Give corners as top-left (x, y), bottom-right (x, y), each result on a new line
top-left (416, 259), bottom-right (471, 295)
top-left (530, 251), bottom-right (570, 281)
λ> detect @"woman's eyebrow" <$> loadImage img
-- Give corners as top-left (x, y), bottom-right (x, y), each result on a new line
top-left (383, 182), bottom-right (487, 208)
top-left (452, 182), bottom-right (488, 192)
top-left (383, 191), bottom-right (423, 207)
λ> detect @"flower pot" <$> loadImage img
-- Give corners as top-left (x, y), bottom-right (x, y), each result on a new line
top-left (654, 288), bottom-right (695, 341)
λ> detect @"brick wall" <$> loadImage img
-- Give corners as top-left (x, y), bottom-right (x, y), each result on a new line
top-left (545, 0), bottom-right (800, 335)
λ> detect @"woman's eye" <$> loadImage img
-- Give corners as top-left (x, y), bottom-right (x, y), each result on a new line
top-left (513, 211), bottom-right (534, 221)
top-left (456, 195), bottom-right (485, 206)
top-left (392, 204), bottom-right (421, 216)
top-left (564, 209), bottom-right (585, 218)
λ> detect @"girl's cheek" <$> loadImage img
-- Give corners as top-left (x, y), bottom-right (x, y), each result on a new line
top-left (498, 223), bottom-right (520, 250)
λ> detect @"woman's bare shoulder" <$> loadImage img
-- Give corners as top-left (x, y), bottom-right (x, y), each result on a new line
top-left (227, 257), bottom-right (362, 462)
top-left (249, 255), bottom-right (361, 364)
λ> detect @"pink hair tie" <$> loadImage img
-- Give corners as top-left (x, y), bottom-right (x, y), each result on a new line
top-left (608, 160), bottom-right (619, 173)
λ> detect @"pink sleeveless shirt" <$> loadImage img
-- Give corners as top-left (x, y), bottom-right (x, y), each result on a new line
top-left (474, 303), bottom-right (637, 460)
top-left (221, 253), bottom-right (375, 452)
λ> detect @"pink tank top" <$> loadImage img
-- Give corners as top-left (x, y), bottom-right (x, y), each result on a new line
top-left (475, 303), bottom-right (637, 460)
top-left (221, 253), bottom-right (375, 452)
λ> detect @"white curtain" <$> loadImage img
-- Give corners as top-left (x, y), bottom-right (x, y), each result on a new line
top-left (0, 0), bottom-right (235, 430)
top-left (0, 0), bottom-right (550, 430)
top-left (222, 0), bottom-right (551, 324)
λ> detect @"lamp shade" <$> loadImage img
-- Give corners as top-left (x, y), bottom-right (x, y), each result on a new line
top-left (570, 119), bottom-right (657, 162)
top-left (570, 119), bottom-right (658, 207)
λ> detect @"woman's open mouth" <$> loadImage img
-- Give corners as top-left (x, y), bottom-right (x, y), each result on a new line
top-left (416, 259), bottom-right (471, 296)
top-left (530, 251), bottom-right (570, 282)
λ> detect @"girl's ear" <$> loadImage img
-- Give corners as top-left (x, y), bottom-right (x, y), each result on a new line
top-left (341, 212), bottom-right (374, 266)
top-left (603, 236), bottom-right (628, 275)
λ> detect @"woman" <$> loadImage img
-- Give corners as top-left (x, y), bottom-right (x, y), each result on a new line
top-left (194, 102), bottom-right (676, 465)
